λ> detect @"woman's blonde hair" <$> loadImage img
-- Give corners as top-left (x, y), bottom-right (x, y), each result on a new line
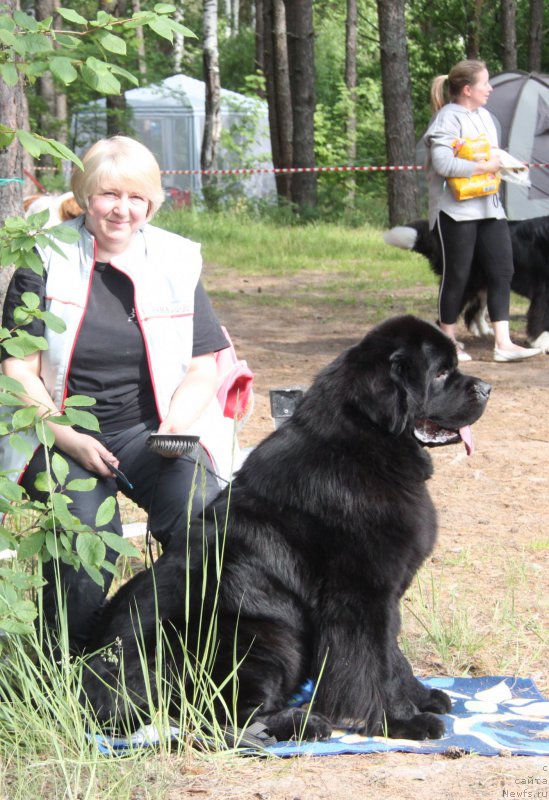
top-left (430, 59), bottom-right (487, 112)
top-left (71, 135), bottom-right (165, 217)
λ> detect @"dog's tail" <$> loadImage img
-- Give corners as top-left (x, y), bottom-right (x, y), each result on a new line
top-left (383, 220), bottom-right (442, 275)
top-left (383, 225), bottom-right (419, 251)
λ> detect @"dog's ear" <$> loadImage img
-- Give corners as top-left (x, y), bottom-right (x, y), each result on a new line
top-left (341, 345), bottom-right (412, 436)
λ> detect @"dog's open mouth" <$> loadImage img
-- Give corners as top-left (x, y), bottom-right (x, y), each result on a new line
top-left (414, 419), bottom-right (474, 456)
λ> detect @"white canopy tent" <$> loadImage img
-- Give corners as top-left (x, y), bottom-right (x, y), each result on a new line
top-left (72, 74), bottom-right (276, 200)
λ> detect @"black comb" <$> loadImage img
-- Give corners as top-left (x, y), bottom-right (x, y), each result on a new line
top-left (146, 434), bottom-right (200, 457)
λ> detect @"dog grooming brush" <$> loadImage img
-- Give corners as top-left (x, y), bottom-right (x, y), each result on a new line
top-left (146, 434), bottom-right (200, 458)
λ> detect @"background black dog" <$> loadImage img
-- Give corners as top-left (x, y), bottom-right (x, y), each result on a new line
top-left (384, 217), bottom-right (549, 353)
top-left (82, 316), bottom-right (491, 743)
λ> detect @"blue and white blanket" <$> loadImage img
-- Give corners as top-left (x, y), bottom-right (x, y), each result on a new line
top-left (93, 676), bottom-right (549, 757)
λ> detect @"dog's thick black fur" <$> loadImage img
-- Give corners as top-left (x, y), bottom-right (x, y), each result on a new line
top-left (384, 217), bottom-right (549, 352)
top-left (82, 316), bottom-right (491, 743)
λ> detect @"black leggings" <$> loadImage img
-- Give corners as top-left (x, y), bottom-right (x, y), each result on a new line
top-left (21, 420), bottom-right (222, 652)
top-left (436, 212), bottom-right (514, 325)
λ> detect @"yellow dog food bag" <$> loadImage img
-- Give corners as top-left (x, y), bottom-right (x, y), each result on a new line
top-left (447, 134), bottom-right (501, 201)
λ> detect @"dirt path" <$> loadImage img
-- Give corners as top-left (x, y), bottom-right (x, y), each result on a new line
top-left (166, 267), bottom-right (549, 798)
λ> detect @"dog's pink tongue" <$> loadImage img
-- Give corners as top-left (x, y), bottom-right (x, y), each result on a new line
top-left (460, 425), bottom-right (474, 456)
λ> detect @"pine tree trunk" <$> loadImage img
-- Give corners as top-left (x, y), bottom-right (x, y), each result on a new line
top-left (262, 0), bottom-right (292, 201)
top-left (285, 0), bottom-right (316, 213)
top-left (501, 0), bottom-right (518, 70)
top-left (528, 0), bottom-right (543, 72)
top-left (376, 0), bottom-right (419, 226)
top-left (0, 0), bottom-right (32, 312)
top-left (201, 0), bottom-right (222, 208)
top-left (345, 0), bottom-right (358, 205)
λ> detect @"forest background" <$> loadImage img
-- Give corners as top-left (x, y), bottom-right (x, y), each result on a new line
top-left (1, 0), bottom-right (548, 232)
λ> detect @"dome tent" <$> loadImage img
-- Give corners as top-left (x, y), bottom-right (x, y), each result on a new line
top-left (486, 70), bottom-right (549, 220)
top-left (71, 74), bottom-right (275, 199)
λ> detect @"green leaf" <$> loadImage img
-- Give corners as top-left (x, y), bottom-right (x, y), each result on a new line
top-left (64, 395), bottom-right (96, 408)
top-left (7, 433), bottom-right (34, 462)
top-left (44, 529), bottom-right (60, 558)
top-left (0, 63), bottom-right (19, 88)
top-left (21, 291), bottom-right (40, 311)
top-left (54, 33), bottom-right (81, 48)
top-left (49, 56), bottom-right (78, 85)
top-left (0, 16), bottom-right (16, 32)
top-left (66, 477), bottom-right (97, 492)
top-left (94, 10), bottom-right (112, 26)
top-left (0, 29), bottom-right (17, 46)
top-left (26, 208), bottom-right (51, 229)
top-left (0, 478), bottom-right (25, 502)
top-left (24, 33), bottom-right (54, 55)
top-left (0, 129), bottom-right (15, 149)
top-left (13, 10), bottom-right (39, 31)
top-left (0, 618), bottom-right (34, 635)
top-left (108, 64), bottom-right (139, 87)
top-left (52, 493), bottom-right (75, 528)
top-left (98, 530), bottom-right (140, 558)
top-left (95, 496), bottom-right (116, 528)
top-left (40, 310), bottom-right (67, 334)
top-left (0, 376), bottom-right (25, 395)
top-left (146, 15), bottom-right (174, 41)
top-left (15, 130), bottom-right (42, 158)
top-left (17, 531), bottom-right (46, 560)
top-left (32, 471), bottom-right (52, 493)
top-left (81, 562), bottom-right (104, 588)
top-left (52, 453), bottom-right (69, 487)
top-left (46, 223), bottom-right (82, 243)
top-left (154, 3), bottom-right (176, 12)
top-left (57, 7), bottom-right (88, 25)
top-left (12, 406), bottom-right (38, 429)
top-left (80, 63), bottom-right (121, 95)
top-left (98, 31), bottom-right (126, 55)
top-left (62, 407), bottom-right (99, 431)
top-left (76, 531), bottom-right (106, 569)
top-left (44, 139), bottom-right (83, 170)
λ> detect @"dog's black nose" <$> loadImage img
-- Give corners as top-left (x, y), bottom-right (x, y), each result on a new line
top-left (475, 380), bottom-right (492, 400)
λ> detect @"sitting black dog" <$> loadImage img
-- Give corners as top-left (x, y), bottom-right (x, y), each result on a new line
top-left (82, 316), bottom-right (490, 742)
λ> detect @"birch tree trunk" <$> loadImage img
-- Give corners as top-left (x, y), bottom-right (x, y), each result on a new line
top-left (376, 0), bottom-right (419, 226)
top-left (132, 0), bottom-right (147, 77)
top-left (173, 2), bottom-right (185, 73)
top-left (201, 0), bottom-right (222, 207)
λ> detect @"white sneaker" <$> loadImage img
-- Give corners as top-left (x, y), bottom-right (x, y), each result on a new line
top-left (458, 350), bottom-right (472, 362)
top-left (493, 347), bottom-right (542, 362)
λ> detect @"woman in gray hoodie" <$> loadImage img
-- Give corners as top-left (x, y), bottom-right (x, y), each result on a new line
top-left (424, 59), bottom-right (541, 363)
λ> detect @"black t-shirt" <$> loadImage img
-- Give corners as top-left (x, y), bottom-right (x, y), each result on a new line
top-left (2, 262), bottom-right (229, 433)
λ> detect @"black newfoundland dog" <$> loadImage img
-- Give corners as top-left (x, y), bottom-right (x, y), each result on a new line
top-left (384, 217), bottom-right (549, 352)
top-left (82, 316), bottom-right (490, 743)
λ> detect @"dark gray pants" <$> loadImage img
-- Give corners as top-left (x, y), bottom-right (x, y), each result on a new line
top-left (21, 420), bottom-right (222, 653)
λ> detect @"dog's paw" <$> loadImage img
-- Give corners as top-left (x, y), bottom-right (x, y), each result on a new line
top-left (417, 688), bottom-right (452, 715)
top-left (258, 708), bottom-right (332, 742)
top-left (386, 712), bottom-right (446, 741)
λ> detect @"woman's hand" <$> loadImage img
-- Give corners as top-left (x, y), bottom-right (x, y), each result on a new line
top-left (156, 353), bottom-right (218, 455)
top-left (51, 427), bottom-right (118, 477)
top-left (473, 154), bottom-right (501, 174)
top-left (2, 353), bottom-right (117, 478)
